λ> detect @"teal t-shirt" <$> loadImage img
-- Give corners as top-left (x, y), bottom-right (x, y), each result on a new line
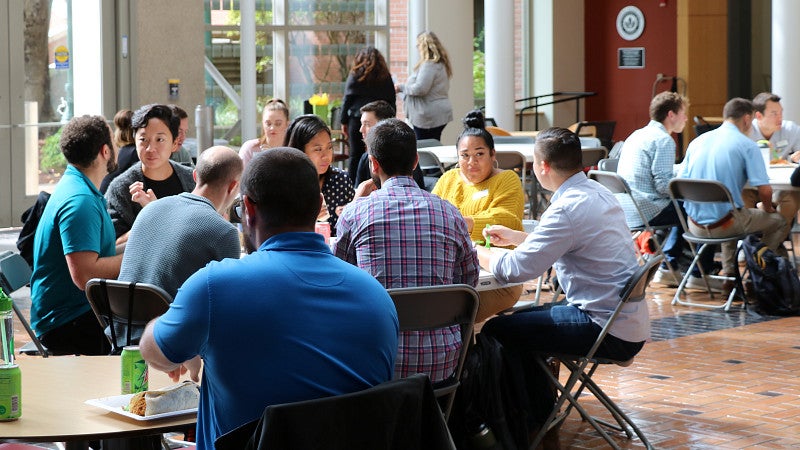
top-left (30, 165), bottom-right (117, 336)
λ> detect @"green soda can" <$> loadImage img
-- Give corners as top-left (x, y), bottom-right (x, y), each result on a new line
top-left (121, 346), bottom-right (149, 394)
top-left (0, 365), bottom-right (21, 420)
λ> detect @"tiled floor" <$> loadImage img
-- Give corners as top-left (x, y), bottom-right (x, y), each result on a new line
top-left (4, 227), bottom-right (800, 449)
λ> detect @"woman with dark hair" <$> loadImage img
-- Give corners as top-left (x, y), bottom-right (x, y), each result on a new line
top-left (286, 115), bottom-right (354, 234)
top-left (100, 109), bottom-right (136, 193)
top-left (340, 46), bottom-right (395, 180)
top-left (433, 109), bottom-right (525, 322)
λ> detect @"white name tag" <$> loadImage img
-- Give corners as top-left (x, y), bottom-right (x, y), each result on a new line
top-left (473, 189), bottom-right (489, 200)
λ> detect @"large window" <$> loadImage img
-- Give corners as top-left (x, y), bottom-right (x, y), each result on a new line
top-left (204, 0), bottom-right (389, 140)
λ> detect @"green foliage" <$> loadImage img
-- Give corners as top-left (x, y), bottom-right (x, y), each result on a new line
top-left (473, 30), bottom-right (486, 101)
top-left (40, 127), bottom-right (66, 173)
top-left (226, 10), bottom-right (274, 74)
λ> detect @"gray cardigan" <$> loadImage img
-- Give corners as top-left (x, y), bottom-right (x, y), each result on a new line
top-left (105, 161), bottom-right (196, 237)
top-left (399, 61), bottom-right (453, 129)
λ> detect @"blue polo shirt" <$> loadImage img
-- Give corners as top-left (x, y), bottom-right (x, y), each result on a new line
top-left (153, 232), bottom-right (399, 450)
top-left (30, 165), bottom-right (117, 336)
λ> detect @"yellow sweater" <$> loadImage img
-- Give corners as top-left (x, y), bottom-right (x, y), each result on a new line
top-left (433, 169), bottom-right (525, 242)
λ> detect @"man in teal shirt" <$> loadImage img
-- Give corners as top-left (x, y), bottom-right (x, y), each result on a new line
top-left (31, 115), bottom-right (123, 355)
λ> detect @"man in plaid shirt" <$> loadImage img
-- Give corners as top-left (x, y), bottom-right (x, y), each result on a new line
top-left (334, 118), bottom-right (479, 383)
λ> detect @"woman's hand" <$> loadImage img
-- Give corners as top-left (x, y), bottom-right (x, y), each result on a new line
top-left (340, 124), bottom-right (348, 140)
top-left (129, 181), bottom-right (157, 208)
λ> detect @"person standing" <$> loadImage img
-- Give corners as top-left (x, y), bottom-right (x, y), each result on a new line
top-left (340, 47), bottom-right (395, 181)
top-left (30, 115), bottom-right (123, 355)
top-left (139, 147), bottom-right (398, 450)
top-left (334, 118), bottom-right (478, 383)
top-left (396, 31), bottom-right (453, 141)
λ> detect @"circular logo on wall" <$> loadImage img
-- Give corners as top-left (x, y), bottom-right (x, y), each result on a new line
top-left (616, 6), bottom-right (645, 41)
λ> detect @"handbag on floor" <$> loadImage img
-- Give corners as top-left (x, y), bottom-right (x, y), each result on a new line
top-left (741, 234), bottom-right (800, 316)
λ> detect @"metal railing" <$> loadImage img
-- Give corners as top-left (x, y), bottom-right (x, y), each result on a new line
top-left (515, 91), bottom-right (596, 130)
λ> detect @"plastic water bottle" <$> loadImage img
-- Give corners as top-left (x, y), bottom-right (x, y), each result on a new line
top-left (0, 288), bottom-right (14, 366)
top-left (468, 423), bottom-right (500, 449)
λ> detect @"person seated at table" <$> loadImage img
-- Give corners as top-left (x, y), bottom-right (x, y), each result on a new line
top-left (168, 104), bottom-right (196, 168)
top-left (285, 114), bottom-right (354, 234)
top-left (106, 104), bottom-right (195, 243)
top-left (744, 92), bottom-right (800, 237)
top-left (31, 115), bottom-right (123, 355)
top-left (117, 145), bottom-right (242, 340)
top-left (100, 109), bottom-right (136, 194)
top-left (334, 118), bottom-right (478, 383)
top-left (238, 98), bottom-right (290, 168)
top-left (617, 92), bottom-right (716, 289)
top-left (353, 100), bottom-right (426, 190)
top-left (476, 127), bottom-right (647, 445)
top-left (680, 98), bottom-right (788, 281)
top-left (139, 147), bottom-right (398, 450)
top-left (432, 109), bottom-right (525, 321)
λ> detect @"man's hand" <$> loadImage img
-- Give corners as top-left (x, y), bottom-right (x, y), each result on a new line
top-left (340, 124), bottom-right (348, 140)
top-left (167, 356), bottom-right (202, 383)
top-left (354, 179), bottom-right (378, 198)
top-left (791, 151), bottom-right (800, 163)
top-left (483, 225), bottom-right (526, 247)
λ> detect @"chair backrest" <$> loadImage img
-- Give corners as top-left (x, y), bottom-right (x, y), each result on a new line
top-left (214, 373), bottom-right (455, 450)
top-left (581, 147), bottom-right (608, 168)
top-left (485, 125), bottom-right (512, 136)
top-left (588, 170), bottom-right (651, 231)
top-left (693, 115), bottom-right (720, 136)
top-left (0, 252), bottom-right (31, 294)
top-left (494, 150), bottom-right (526, 188)
top-left (417, 149), bottom-right (445, 177)
top-left (493, 135), bottom-right (535, 145)
top-left (574, 120), bottom-right (616, 150)
top-left (608, 140), bottom-right (625, 159)
top-left (668, 178), bottom-right (738, 235)
top-left (586, 255), bottom-right (662, 361)
top-left (597, 157), bottom-right (619, 172)
top-left (84, 278), bottom-right (172, 353)
top-left (387, 284), bottom-right (479, 420)
top-left (416, 138), bottom-right (443, 149)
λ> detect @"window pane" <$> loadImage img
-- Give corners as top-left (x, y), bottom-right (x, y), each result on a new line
top-left (289, 1), bottom-right (375, 26)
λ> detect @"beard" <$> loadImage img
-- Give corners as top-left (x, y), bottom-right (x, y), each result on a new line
top-left (106, 144), bottom-right (118, 173)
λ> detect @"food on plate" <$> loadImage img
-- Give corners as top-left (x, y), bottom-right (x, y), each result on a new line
top-left (770, 158), bottom-right (790, 165)
top-left (127, 380), bottom-right (199, 416)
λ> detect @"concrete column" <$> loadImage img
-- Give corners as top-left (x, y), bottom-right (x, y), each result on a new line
top-left (772, 0), bottom-right (800, 119)
top-left (240, 0), bottom-right (257, 141)
top-left (484, 0), bottom-right (515, 130)
top-left (408, 0), bottom-right (426, 69)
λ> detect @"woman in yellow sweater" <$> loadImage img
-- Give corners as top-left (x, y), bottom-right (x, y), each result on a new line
top-left (433, 110), bottom-right (525, 321)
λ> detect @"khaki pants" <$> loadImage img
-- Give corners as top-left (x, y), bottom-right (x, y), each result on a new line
top-left (476, 284), bottom-right (524, 323)
top-left (742, 188), bottom-right (799, 231)
top-left (687, 207), bottom-right (788, 275)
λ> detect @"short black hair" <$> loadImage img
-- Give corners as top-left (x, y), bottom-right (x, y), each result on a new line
top-left (456, 109), bottom-right (495, 154)
top-left (168, 104), bottom-right (188, 120)
top-left (60, 115), bottom-right (113, 168)
top-left (240, 147), bottom-right (320, 229)
top-left (752, 92), bottom-right (781, 115)
top-left (131, 104), bottom-right (179, 142)
top-left (284, 114), bottom-right (331, 150)
top-left (360, 100), bottom-right (396, 121)
top-left (723, 97), bottom-right (754, 120)
top-left (534, 127), bottom-right (582, 172)
top-left (366, 119), bottom-right (417, 176)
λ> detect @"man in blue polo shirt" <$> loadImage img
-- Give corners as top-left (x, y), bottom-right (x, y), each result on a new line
top-left (140, 147), bottom-right (399, 450)
top-left (31, 115), bottom-right (123, 355)
top-left (680, 97), bottom-right (788, 279)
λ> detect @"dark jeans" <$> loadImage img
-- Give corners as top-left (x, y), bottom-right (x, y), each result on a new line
top-left (346, 118), bottom-right (365, 181)
top-left (40, 309), bottom-right (111, 355)
top-left (482, 304), bottom-right (644, 425)
top-left (413, 124), bottom-right (446, 142)
top-left (649, 201), bottom-right (713, 277)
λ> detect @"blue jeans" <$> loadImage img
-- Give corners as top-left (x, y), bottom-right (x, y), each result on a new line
top-left (482, 304), bottom-right (644, 425)
top-left (649, 201), bottom-right (713, 277)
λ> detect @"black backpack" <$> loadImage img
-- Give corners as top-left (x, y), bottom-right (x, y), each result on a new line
top-left (741, 234), bottom-right (800, 316)
top-left (448, 332), bottom-right (532, 450)
top-left (16, 191), bottom-right (50, 267)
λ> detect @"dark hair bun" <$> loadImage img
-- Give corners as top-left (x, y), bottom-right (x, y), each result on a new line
top-left (462, 109), bottom-right (485, 130)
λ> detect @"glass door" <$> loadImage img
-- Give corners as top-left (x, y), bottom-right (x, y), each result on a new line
top-left (0, 0), bottom-right (72, 227)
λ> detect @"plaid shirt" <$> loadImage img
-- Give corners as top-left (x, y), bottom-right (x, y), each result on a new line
top-left (617, 120), bottom-right (676, 227)
top-left (334, 176), bottom-right (479, 382)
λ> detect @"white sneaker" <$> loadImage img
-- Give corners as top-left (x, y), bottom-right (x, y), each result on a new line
top-left (652, 267), bottom-right (682, 288)
top-left (685, 275), bottom-right (729, 294)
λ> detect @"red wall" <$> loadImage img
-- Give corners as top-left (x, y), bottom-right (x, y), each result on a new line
top-left (584, 1), bottom-right (677, 143)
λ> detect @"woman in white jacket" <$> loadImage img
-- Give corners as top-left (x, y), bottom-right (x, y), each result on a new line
top-left (396, 31), bottom-right (453, 141)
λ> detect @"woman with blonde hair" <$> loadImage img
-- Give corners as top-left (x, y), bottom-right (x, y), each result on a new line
top-left (395, 31), bottom-right (453, 141)
top-left (340, 46), bottom-right (395, 180)
top-left (239, 98), bottom-right (290, 167)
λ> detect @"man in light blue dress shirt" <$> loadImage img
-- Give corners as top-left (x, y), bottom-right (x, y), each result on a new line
top-left (476, 128), bottom-right (648, 441)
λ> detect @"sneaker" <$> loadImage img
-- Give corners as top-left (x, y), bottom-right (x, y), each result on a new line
top-left (685, 274), bottom-right (730, 294)
top-left (652, 267), bottom-right (682, 288)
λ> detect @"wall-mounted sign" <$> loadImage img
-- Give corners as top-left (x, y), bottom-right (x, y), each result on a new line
top-left (618, 47), bottom-right (645, 69)
top-left (616, 6), bottom-right (645, 41)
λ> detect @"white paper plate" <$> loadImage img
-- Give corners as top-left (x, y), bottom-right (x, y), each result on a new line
top-left (770, 163), bottom-right (798, 168)
top-left (85, 393), bottom-right (197, 421)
